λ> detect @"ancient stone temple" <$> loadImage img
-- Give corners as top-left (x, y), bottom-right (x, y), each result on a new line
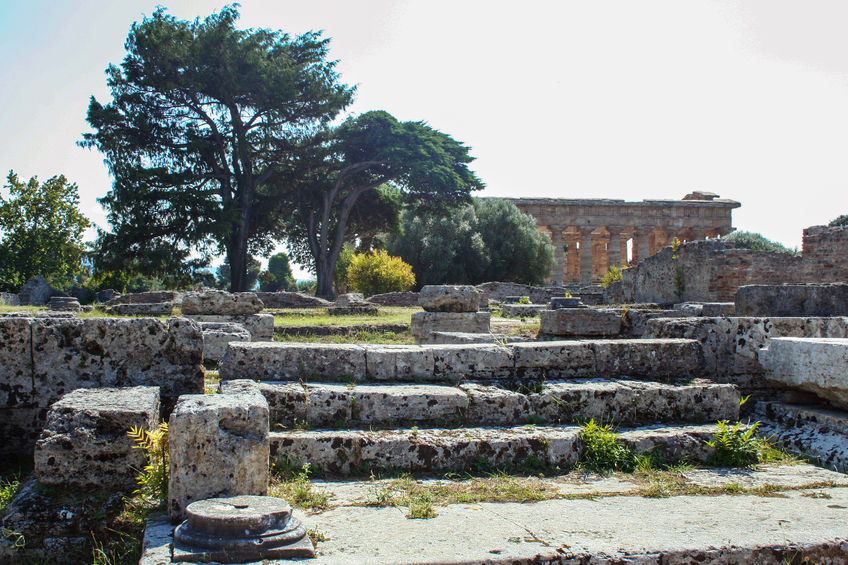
top-left (506, 191), bottom-right (740, 285)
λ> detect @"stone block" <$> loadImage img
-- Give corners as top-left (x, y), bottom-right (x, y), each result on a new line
top-left (184, 314), bottom-right (273, 341)
top-left (426, 332), bottom-right (529, 344)
top-left (410, 311), bottom-right (490, 342)
top-left (168, 393), bottom-right (269, 522)
top-left (219, 342), bottom-right (367, 381)
top-left (30, 317), bottom-right (204, 415)
top-left (760, 337), bottom-right (848, 409)
top-left (619, 424), bottom-right (717, 463)
top-left (107, 291), bottom-right (183, 306)
top-left (501, 304), bottom-right (546, 317)
top-left (701, 303), bottom-right (735, 317)
top-left (364, 345), bottom-right (435, 381)
top-left (366, 291), bottom-right (420, 307)
top-left (419, 285), bottom-right (483, 312)
top-left (539, 308), bottom-right (622, 337)
top-left (0, 291), bottom-right (20, 306)
top-left (181, 290), bottom-right (265, 315)
top-left (736, 283), bottom-right (848, 317)
top-left (431, 343), bottom-right (515, 379)
top-left (460, 383), bottom-right (532, 425)
top-left (34, 386), bottom-right (160, 489)
top-left (255, 291), bottom-right (332, 308)
top-left (222, 379), bottom-right (307, 428)
top-left (19, 275), bottom-right (62, 305)
top-left (0, 317), bottom-right (35, 408)
top-left (591, 338), bottom-right (704, 378)
top-left (48, 296), bottom-right (80, 312)
top-left (105, 302), bottom-right (175, 316)
top-left (199, 322), bottom-right (251, 361)
top-left (306, 383), bottom-right (467, 427)
top-left (512, 341), bottom-right (596, 378)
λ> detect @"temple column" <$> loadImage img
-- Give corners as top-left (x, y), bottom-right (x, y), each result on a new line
top-left (580, 229), bottom-right (594, 285)
top-left (608, 229), bottom-right (622, 269)
top-left (549, 226), bottom-right (564, 285)
top-left (635, 230), bottom-right (651, 263)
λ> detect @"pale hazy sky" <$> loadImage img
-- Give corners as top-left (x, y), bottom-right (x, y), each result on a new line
top-left (1, 0), bottom-right (847, 277)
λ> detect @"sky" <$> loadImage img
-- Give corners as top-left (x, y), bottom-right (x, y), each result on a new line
top-left (1, 0), bottom-right (847, 278)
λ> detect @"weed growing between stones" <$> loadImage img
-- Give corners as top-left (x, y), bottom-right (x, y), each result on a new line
top-left (0, 475), bottom-right (22, 513)
top-left (127, 422), bottom-right (169, 506)
top-left (706, 421), bottom-right (763, 467)
top-left (269, 463), bottom-right (330, 510)
top-left (578, 420), bottom-right (636, 473)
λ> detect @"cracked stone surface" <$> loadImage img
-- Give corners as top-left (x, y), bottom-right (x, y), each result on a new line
top-left (199, 322), bottom-right (251, 361)
top-left (220, 342), bottom-right (367, 381)
top-left (418, 285), bottom-right (484, 312)
top-left (411, 312), bottom-right (491, 343)
top-left (760, 337), bottom-right (848, 409)
top-left (181, 290), bottom-right (264, 315)
top-left (184, 314), bottom-right (273, 341)
top-left (168, 393), bottom-right (270, 522)
top-left (34, 386), bottom-right (160, 489)
top-left (539, 308), bottom-right (622, 336)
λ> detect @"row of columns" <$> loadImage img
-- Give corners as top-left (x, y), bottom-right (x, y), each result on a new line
top-left (547, 226), bottom-right (722, 285)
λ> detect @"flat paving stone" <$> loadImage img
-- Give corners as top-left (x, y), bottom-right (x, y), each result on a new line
top-left (141, 466), bottom-right (848, 564)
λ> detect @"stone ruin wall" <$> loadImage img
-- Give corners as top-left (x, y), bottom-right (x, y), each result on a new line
top-left (606, 224), bottom-right (848, 304)
top-left (0, 316), bottom-right (205, 459)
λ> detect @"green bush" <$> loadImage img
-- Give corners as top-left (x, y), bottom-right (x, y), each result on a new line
top-left (579, 420), bottom-right (635, 472)
top-left (722, 231), bottom-right (798, 254)
top-left (346, 250), bottom-right (416, 297)
top-left (706, 421), bottom-right (762, 467)
top-left (600, 265), bottom-right (625, 287)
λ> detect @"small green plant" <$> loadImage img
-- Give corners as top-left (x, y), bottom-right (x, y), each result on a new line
top-left (706, 421), bottom-right (762, 467)
top-left (128, 422), bottom-right (169, 506)
top-left (270, 463), bottom-right (330, 510)
top-left (670, 237), bottom-right (682, 253)
top-left (406, 493), bottom-right (436, 519)
top-left (517, 296), bottom-right (530, 304)
top-left (579, 420), bottom-right (635, 472)
top-left (307, 528), bottom-right (329, 543)
top-left (600, 265), bottom-right (625, 287)
top-left (0, 475), bottom-right (22, 513)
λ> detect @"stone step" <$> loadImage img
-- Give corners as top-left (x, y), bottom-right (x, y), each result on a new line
top-left (223, 378), bottom-right (740, 430)
top-left (755, 401), bottom-right (848, 473)
top-left (218, 338), bottom-right (704, 382)
top-left (268, 423), bottom-right (719, 475)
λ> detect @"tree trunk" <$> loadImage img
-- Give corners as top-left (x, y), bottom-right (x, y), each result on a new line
top-left (315, 255), bottom-right (335, 300)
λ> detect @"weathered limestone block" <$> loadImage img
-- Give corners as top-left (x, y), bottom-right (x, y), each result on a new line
top-left (755, 401), bottom-right (848, 472)
top-left (530, 379), bottom-right (739, 425)
top-left (199, 322), bottom-right (251, 361)
top-left (419, 285), bottom-right (483, 312)
top-left (220, 342), bottom-right (367, 381)
top-left (169, 393), bottom-right (269, 522)
top-left (0, 317), bottom-right (35, 408)
top-left (0, 291), bottom-right (20, 306)
top-left (592, 338), bottom-right (704, 378)
top-left (760, 337), bottom-right (848, 409)
top-left (431, 343), bottom-right (514, 379)
top-left (410, 311), bottom-right (491, 343)
top-left (460, 383), bottom-right (532, 425)
top-left (34, 386), bottom-right (160, 489)
top-left (181, 290), bottom-right (265, 315)
top-left (701, 302), bottom-right (735, 317)
top-left (736, 283), bottom-right (848, 317)
top-left (501, 304), bottom-right (546, 317)
top-left (619, 424), bottom-right (717, 463)
top-left (107, 291), bottom-right (183, 306)
top-left (366, 291), bottom-right (420, 307)
top-left (270, 426), bottom-right (582, 474)
top-left (30, 317), bottom-right (203, 414)
top-left (19, 275), bottom-right (63, 305)
top-left (512, 341), bottom-right (596, 378)
top-left (184, 313), bottom-right (273, 341)
top-left (105, 302), bottom-right (175, 316)
top-left (255, 291), bottom-right (331, 308)
top-left (539, 308), bottom-right (622, 337)
top-left (47, 296), bottom-right (80, 312)
top-left (364, 345), bottom-right (435, 381)
top-left (426, 331), bottom-right (530, 344)
top-left (221, 379), bottom-right (307, 428)
top-left (305, 383), bottom-right (467, 427)
top-left (549, 296), bottom-right (585, 309)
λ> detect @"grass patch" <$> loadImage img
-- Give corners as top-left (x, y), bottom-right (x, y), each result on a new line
top-left (269, 463), bottom-right (330, 511)
top-left (272, 307), bottom-right (419, 327)
top-left (205, 369), bottom-right (220, 394)
top-left (0, 475), bottom-right (23, 513)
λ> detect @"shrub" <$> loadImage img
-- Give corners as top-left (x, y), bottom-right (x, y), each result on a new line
top-left (722, 231), bottom-right (798, 254)
top-left (579, 420), bottom-right (635, 472)
top-left (600, 265), bottom-right (625, 287)
top-left (128, 423), bottom-right (169, 507)
top-left (706, 420), bottom-right (762, 467)
top-left (346, 250), bottom-right (415, 297)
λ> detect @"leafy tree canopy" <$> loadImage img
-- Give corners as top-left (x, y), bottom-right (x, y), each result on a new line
top-left (283, 110), bottom-right (483, 298)
top-left (0, 171), bottom-right (91, 291)
top-left (722, 230), bottom-right (798, 254)
top-left (259, 251), bottom-right (295, 291)
top-left (81, 5), bottom-right (354, 291)
top-left (829, 214), bottom-right (848, 227)
top-left (387, 198), bottom-right (554, 287)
